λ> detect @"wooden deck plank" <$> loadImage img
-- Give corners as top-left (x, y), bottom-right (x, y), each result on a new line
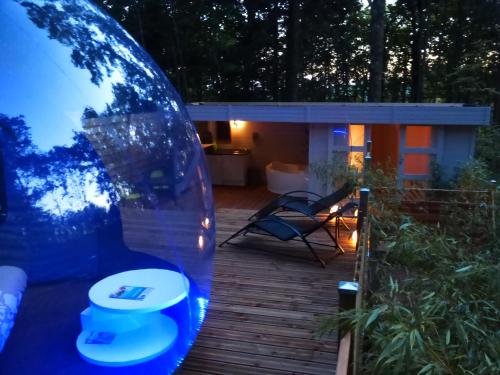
top-left (212, 186), bottom-right (279, 210)
top-left (199, 310), bottom-right (327, 334)
top-left (185, 347), bottom-right (334, 374)
top-left (179, 205), bottom-right (356, 374)
top-left (193, 336), bottom-right (336, 365)
top-left (202, 318), bottom-right (325, 340)
top-left (180, 359), bottom-right (296, 375)
top-left (195, 326), bottom-right (337, 352)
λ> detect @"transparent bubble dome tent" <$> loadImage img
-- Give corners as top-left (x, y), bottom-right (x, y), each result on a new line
top-left (0, 1), bottom-right (214, 373)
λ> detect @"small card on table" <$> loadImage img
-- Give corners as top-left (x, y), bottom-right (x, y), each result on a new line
top-left (85, 331), bottom-right (116, 345)
top-left (109, 285), bottom-right (154, 300)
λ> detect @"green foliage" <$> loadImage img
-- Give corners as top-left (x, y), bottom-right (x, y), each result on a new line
top-left (476, 125), bottom-right (500, 179)
top-left (364, 165), bottom-right (403, 249)
top-left (429, 161), bottom-right (451, 190)
top-left (368, 224), bottom-right (499, 375)
top-left (309, 152), bottom-right (361, 190)
top-left (320, 164), bottom-right (500, 375)
top-left (453, 160), bottom-right (492, 191)
top-left (446, 160), bottom-right (497, 242)
top-left (322, 222), bottom-right (500, 374)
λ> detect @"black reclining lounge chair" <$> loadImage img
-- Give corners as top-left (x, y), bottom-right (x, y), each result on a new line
top-left (248, 182), bottom-right (354, 221)
top-left (220, 202), bottom-right (357, 267)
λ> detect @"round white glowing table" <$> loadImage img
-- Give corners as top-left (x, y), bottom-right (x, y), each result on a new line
top-left (76, 269), bottom-right (190, 367)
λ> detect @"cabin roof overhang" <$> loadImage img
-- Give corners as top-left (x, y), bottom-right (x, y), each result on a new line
top-left (186, 102), bottom-right (491, 126)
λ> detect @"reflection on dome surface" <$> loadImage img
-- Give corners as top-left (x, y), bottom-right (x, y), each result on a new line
top-left (0, 0), bottom-right (214, 373)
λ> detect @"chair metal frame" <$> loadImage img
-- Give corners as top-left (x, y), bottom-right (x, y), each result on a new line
top-left (220, 202), bottom-right (357, 267)
top-left (248, 182), bottom-right (354, 221)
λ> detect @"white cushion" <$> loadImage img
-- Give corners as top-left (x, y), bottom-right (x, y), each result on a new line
top-left (0, 266), bottom-right (27, 352)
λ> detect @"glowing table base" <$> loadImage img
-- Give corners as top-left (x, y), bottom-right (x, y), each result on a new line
top-left (76, 269), bottom-right (190, 367)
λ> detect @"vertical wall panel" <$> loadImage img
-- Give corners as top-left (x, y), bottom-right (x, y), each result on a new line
top-left (440, 127), bottom-right (477, 179)
top-left (309, 125), bottom-right (331, 195)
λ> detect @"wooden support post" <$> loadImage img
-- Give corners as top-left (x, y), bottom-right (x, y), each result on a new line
top-left (363, 140), bottom-right (372, 183)
top-left (491, 180), bottom-right (497, 238)
top-left (353, 222), bottom-right (370, 375)
top-left (337, 281), bottom-right (358, 375)
top-left (336, 331), bottom-right (352, 375)
top-left (356, 188), bottom-right (370, 253)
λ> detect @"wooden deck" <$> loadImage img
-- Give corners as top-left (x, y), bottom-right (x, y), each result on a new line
top-left (212, 185), bottom-right (279, 210)
top-left (179, 199), bottom-right (357, 374)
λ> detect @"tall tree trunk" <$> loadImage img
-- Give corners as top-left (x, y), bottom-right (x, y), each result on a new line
top-left (401, 58), bottom-right (410, 102)
top-left (164, 1), bottom-right (187, 99)
top-left (410, 0), bottom-right (426, 102)
top-left (445, 2), bottom-right (465, 102)
top-left (171, 17), bottom-right (188, 99)
top-left (325, 54), bottom-right (333, 100)
top-left (134, 1), bottom-right (146, 48)
top-left (270, 0), bottom-right (281, 101)
top-left (242, 1), bottom-right (257, 98)
top-left (368, 0), bottom-right (385, 102)
top-left (494, 62), bottom-right (500, 126)
top-left (285, 0), bottom-right (300, 101)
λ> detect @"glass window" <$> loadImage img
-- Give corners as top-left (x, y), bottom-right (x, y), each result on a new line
top-left (349, 124), bottom-right (364, 147)
top-left (403, 153), bottom-right (430, 175)
top-left (332, 125), bottom-right (348, 146)
top-left (406, 126), bottom-right (432, 148)
top-left (349, 151), bottom-right (364, 171)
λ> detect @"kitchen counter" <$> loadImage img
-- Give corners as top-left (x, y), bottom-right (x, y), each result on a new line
top-left (204, 146), bottom-right (250, 156)
top-left (204, 147), bottom-right (251, 186)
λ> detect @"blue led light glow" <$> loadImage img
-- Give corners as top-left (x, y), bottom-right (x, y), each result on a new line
top-left (0, 1), bottom-right (214, 373)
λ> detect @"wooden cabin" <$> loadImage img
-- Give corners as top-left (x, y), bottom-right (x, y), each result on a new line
top-left (187, 102), bottom-right (491, 194)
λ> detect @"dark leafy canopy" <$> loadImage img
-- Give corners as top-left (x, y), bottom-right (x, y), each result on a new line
top-left (96, 0), bottom-right (499, 168)
top-left (95, 0), bottom-right (498, 107)
top-left (96, 0), bottom-right (370, 102)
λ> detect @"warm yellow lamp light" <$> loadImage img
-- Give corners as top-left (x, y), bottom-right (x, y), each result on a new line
top-left (198, 235), bottom-right (204, 250)
top-left (351, 229), bottom-right (358, 244)
top-left (202, 217), bottom-right (210, 229)
top-left (230, 120), bottom-right (245, 129)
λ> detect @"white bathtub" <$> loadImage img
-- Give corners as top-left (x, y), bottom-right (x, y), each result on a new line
top-left (265, 162), bottom-right (309, 195)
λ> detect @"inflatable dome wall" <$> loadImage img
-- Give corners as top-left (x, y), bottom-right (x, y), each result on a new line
top-left (0, 0), bottom-right (214, 373)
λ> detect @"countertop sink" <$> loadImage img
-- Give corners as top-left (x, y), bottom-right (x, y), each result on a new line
top-left (204, 146), bottom-right (250, 155)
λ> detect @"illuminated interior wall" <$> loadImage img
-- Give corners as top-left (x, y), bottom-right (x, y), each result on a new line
top-left (349, 124), bottom-right (365, 147)
top-left (330, 124), bottom-right (366, 171)
top-left (198, 121), bottom-right (309, 184)
top-left (348, 124), bottom-right (365, 171)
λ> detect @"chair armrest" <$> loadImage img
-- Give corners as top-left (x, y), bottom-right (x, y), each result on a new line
top-left (283, 197), bottom-right (319, 205)
top-left (282, 190), bottom-right (323, 200)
